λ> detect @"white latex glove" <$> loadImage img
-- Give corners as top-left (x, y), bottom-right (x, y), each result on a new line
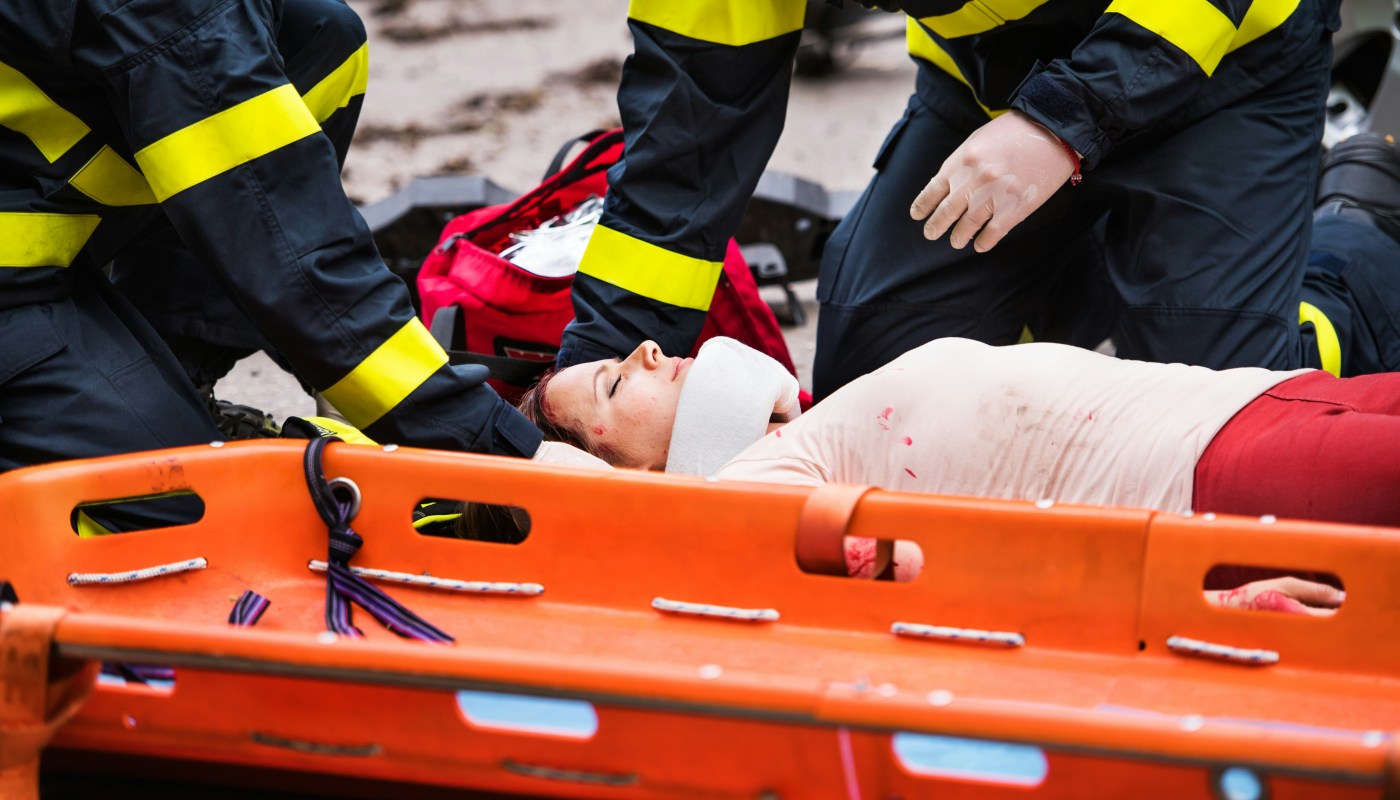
top-left (531, 441), bottom-right (614, 470)
top-left (910, 110), bottom-right (1077, 253)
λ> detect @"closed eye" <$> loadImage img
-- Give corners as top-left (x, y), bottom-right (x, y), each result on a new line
top-left (608, 375), bottom-right (621, 398)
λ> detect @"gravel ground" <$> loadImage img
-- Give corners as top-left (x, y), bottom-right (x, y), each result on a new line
top-left (216, 0), bottom-right (916, 424)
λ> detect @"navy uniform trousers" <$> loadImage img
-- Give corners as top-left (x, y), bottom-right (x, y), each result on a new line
top-left (814, 32), bottom-right (1374, 398)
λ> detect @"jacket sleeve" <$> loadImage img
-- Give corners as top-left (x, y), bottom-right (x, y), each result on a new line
top-left (1009, 0), bottom-right (1301, 170)
top-left (72, 0), bottom-right (541, 457)
top-left (557, 1), bottom-right (805, 367)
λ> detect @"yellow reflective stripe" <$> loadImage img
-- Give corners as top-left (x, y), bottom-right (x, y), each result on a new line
top-left (69, 146), bottom-right (157, 207)
top-left (1105, 0), bottom-right (1235, 76)
top-left (413, 512), bottom-right (461, 530)
top-left (302, 43), bottom-right (369, 124)
top-left (75, 510), bottom-right (115, 538)
top-left (0, 212), bottom-right (100, 267)
top-left (0, 60), bottom-right (90, 163)
top-left (905, 19), bottom-right (1008, 119)
top-left (578, 225), bottom-right (724, 312)
top-left (628, 0), bottom-right (805, 46)
top-left (1229, 0), bottom-right (1301, 52)
top-left (1299, 301), bottom-right (1341, 378)
top-left (917, 0), bottom-right (1050, 39)
top-left (321, 318), bottom-right (448, 427)
top-left (135, 84), bottom-right (320, 202)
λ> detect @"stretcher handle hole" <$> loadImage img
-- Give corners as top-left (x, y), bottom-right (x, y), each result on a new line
top-left (413, 496), bottom-right (532, 543)
top-left (70, 492), bottom-right (205, 537)
top-left (1203, 564), bottom-right (1343, 617)
top-left (892, 732), bottom-right (1048, 786)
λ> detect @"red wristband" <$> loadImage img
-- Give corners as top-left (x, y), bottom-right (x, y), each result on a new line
top-left (1057, 137), bottom-right (1082, 186)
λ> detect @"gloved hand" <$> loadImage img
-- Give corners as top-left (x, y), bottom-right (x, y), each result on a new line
top-left (532, 440), bottom-right (614, 470)
top-left (910, 110), bottom-right (1078, 253)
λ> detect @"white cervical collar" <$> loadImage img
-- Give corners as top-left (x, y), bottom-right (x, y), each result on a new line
top-left (665, 337), bottom-right (800, 477)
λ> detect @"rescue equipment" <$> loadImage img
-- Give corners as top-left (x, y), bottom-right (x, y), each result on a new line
top-left (3, 440), bottom-right (1400, 798)
top-left (416, 129), bottom-right (801, 402)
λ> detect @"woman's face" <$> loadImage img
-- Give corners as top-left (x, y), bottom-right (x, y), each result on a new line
top-left (543, 340), bottom-right (693, 469)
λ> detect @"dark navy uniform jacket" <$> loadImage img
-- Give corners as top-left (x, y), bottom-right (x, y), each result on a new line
top-left (558, 0), bottom-right (1327, 368)
top-left (0, 0), bottom-right (541, 457)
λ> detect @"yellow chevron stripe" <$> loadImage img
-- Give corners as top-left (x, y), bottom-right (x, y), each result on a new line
top-left (321, 318), bottom-right (449, 427)
top-left (0, 60), bottom-right (90, 163)
top-left (628, 0), bottom-right (805, 46)
top-left (905, 19), bottom-right (1008, 119)
top-left (0, 212), bottom-right (101, 268)
top-left (578, 225), bottom-right (725, 312)
top-left (70, 146), bottom-right (157, 207)
top-left (1299, 301), bottom-right (1341, 377)
top-left (1108, 0), bottom-right (1303, 74)
top-left (915, 0), bottom-right (1050, 39)
top-left (135, 84), bottom-right (321, 202)
top-left (302, 43), bottom-right (370, 123)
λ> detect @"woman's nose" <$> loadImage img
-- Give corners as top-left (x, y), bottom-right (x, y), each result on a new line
top-left (627, 340), bottom-right (664, 369)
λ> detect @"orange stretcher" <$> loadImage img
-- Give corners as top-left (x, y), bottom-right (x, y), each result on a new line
top-left (3, 439), bottom-right (1400, 799)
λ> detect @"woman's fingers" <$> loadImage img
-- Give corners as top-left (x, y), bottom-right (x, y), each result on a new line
top-left (1276, 576), bottom-right (1346, 608)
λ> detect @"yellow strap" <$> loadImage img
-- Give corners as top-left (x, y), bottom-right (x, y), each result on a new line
top-left (301, 415), bottom-right (379, 445)
top-left (69, 146), bottom-right (157, 207)
top-left (1105, 0), bottom-right (1236, 76)
top-left (628, 0), bottom-right (805, 46)
top-left (915, 0), bottom-right (1050, 39)
top-left (320, 318), bottom-right (449, 428)
top-left (1229, 0), bottom-right (1301, 53)
top-left (905, 19), bottom-right (1008, 119)
top-left (302, 43), bottom-right (370, 124)
top-left (1299, 301), bottom-right (1342, 378)
top-left (135, 84), bottom-right (321, 202)
top-left (0, 212), bottom-right (100, 268)
top-left (577, 225), bottom-right (725, 312)
top-left (0, 60), bottom-right (89, 163)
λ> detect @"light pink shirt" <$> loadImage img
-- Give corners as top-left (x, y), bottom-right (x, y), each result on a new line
top-left (718, 339), bottom-right (1305, 513)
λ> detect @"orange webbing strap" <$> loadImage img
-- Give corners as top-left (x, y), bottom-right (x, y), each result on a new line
top-left (0, 605), bottom-right (97, 799)
top-left (794, 484), bottom-right (884, 578)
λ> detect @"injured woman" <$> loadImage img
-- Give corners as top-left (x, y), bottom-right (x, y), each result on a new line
top-left (496, 336), bottom-right (1397, 612)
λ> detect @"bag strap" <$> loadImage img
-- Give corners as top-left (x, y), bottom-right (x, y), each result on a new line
top-left (543, 128), bottom-right (610, 181)
top-left (429, 305), bottom-right (553, 386)
top-left (461, 129), bottom-right (626, 243)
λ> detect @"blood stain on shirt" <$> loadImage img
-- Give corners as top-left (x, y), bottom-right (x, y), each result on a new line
top-left (902, 436), bottom-right (912, 446)
top-left (877, 407), bottom-right (893, 431)
top-left (775, 429), bottom-right (782, 438)
top-left (904, 468), bottom-right (917, 478)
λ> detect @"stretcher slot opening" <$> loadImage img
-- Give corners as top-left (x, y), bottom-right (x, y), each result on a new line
top-left (1202, 564), bottom-right (1344, 616)
top-left (798, 537), bottom-right (922, 582)
top-left (70, 492), bottom-right (205, 537)
top-left (413, 497), bottom-right (531, 544)
top-left (892, 732), bottom-right (1048, 786)
top-left (455, 690), bottom-right (598, 739)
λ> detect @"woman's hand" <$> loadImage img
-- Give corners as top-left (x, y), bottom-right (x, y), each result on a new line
top-left (1205, 577), bottom-right (1345, 616)
top-left (909, 110), bottom-right (1077, 253)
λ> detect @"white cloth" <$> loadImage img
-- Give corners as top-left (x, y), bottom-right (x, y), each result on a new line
top-left (665, 337), bottom-right (801, 477)
top-left (718, 338), bottom-right (1307, 513)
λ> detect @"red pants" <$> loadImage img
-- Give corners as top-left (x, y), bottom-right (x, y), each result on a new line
top-left (1194, 370), bottom-right (1400, 527)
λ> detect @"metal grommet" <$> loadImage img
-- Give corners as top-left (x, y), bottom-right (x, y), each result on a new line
top-left (327, 477), bottom-right (362, 521)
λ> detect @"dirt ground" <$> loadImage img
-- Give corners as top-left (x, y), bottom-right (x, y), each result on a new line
top-left (216, 0), bottom-right (916, 423)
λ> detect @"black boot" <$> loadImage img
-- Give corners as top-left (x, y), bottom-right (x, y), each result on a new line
top-left (1316, 132), bottom-right (1400, 246)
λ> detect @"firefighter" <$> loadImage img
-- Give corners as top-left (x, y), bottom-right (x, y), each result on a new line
top-left (558, 0), bottom-right (1380, 400)
top-left (0, 0), bottom-right (598, 507)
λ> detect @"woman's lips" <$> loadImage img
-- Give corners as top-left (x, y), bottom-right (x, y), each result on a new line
top-left (673, 357), bottom-right (693, 381)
